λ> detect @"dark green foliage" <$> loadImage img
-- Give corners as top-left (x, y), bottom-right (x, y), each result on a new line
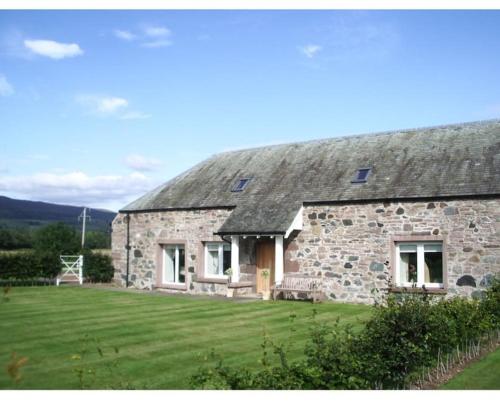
top-left (480, 277), bottom-right (500, 328)
top-left (33, 222), bottom-right (80, 256)
top-left (82, 250), bottom-right (114, 283)
top-left (0, 252), bottom-right (61, 281)
top-left (191, 282), bottom-right (500, 390)
top-left (0, 228), bottom-right (34, 250)
top-left (84, 231), bottom-right (111, 250)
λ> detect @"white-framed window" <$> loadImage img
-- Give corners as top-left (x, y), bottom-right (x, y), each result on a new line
top-left (395, 242), bottom-right (444, 288)
top-left (204, 242), bottom-right (231, 278)
top-left (163, 244), bottom-right (185, 284)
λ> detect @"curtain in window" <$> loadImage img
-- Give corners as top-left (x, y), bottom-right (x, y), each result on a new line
top-left (207, 250), bottom-right (219, 275)
top-left (164, 248), bottom-right (175, 283)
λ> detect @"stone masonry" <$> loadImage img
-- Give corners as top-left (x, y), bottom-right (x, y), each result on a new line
top-left (112, 198), bottom-right (500, 304)
top-left (285, 198), bottom-right (500, 304)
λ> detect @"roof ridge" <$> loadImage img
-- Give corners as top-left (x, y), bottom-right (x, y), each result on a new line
top-left (217, 118), bottom-right (500, 156)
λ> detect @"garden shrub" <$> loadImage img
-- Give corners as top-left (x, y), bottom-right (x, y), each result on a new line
top-left (0, 251), bottom-right (61, 281)
top-left (82, 251), bottom-right (114, 283)
top-left (191, 283), bottom-right (500, 390)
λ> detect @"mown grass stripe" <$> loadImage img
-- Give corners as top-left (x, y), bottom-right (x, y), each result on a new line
top-left (0, 287), bottom-right (371, 389)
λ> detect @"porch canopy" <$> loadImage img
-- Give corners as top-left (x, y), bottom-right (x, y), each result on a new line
top-left (215, 197), bottom-right (304, 284)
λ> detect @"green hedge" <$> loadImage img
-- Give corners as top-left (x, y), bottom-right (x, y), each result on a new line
top-left (191, 279), bottom-right (500, 390)
top-left (0, 252), bottom-right (61, 281)
top-left (82, 251), bottom-right (114, 283)
top-left (0, 250), bottom-right (114, 284)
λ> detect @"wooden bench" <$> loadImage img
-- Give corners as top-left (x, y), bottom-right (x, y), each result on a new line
top-left (272, 277), bottom-right (323, 303)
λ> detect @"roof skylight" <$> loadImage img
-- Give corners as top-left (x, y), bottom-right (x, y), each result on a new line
top-left (351, 168), bottom-right (371, 183)
top-left (231, 178), bottom-right (251, 192)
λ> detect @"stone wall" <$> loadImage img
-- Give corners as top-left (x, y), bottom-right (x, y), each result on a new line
top-left (285, 198), bottom-right (500, 304)
top-left (112, 209), bottom-right (233, 293)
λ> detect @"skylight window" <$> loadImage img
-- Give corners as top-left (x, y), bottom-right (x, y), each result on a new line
top-left (351, 168), bottom-right (371, 183)
top-left (231, 178), bottom-right (251, 192)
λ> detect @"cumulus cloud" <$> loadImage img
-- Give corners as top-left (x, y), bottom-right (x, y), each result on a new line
top-left (24, 39), bottom-right (83, 59)
top-left (299, 44), bottom-right (322, 59)
top-left (141, 39), bottom-right (172, 48)
top-left (143, 26), bottom-right (171, 38)
top-left (75, 95), bottom-right (150, 120)
top-left (113, 29), bottom-right (136, 41)
top-left (125, 154), bottom-right (162, 172)
top-left (112, 24), bottom-right (172, 48)
top-left (141, 25), bottom-right (172, 48)
top-left (119, 111), bottom-right (151, 120)
top-left (0, 74), bottom-right (14, 96)
top-left (0, 171), bottom-right (154, 208)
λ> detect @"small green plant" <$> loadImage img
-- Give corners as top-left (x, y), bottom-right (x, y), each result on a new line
top-left (70, 334), bottom-right (132, 389)
top-left (2, 285), bottom-right (11, 302)
top-left (224, 268), bottom-right (233, 277)
top-left (6, 352), bottom-right (29, 385)
top-left (191, 282), bottom-right (500, 390)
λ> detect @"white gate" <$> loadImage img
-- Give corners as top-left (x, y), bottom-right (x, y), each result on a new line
top-left (57, 255), bottom-right (83, 286)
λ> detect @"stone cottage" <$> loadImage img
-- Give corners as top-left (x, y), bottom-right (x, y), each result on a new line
top-left (112, 119), bottom-right (500, 303)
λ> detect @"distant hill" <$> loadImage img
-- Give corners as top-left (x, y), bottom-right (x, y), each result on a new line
top-left (0, 195), bottom-right (116, 232)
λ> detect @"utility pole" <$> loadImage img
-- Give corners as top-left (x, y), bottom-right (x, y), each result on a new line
top-left (78, 207), bottom-right (91, 249)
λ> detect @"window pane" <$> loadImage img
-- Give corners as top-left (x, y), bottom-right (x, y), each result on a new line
top-left (357, 169), bottom-right (370, 181)
top-left (207, 243), bottom-right (219, 251)
top-left (424, 244), bottom-right (442, 253)
top-left (424, 251), bottom-right (443, 284)
top-left (223, 249), bottom-right (231, 274)
top-left (399, 244), bottom-right (417, 252)
top-left (178, 247), bottom-right (185, 283)
top-left (207, 249), bottom-right (219, 275)
top-left (400, 252), bottom-right (418, 284)
top-left (164, 247), bottom-right (175, 283)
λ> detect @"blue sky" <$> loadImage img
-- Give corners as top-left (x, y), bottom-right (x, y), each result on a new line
top-left (1, 10), bottom-right (499, 211)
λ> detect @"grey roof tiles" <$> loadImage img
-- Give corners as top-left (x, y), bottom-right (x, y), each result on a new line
top-left (122, 119), bottom-right (500, 233)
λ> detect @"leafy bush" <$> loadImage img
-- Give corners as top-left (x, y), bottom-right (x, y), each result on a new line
top-left (33, 222), bottom-right (80, 256)
top-left (0, 252), bottom-right (61, 281)
top-left (0, 228), bottom-right (34, 250)
top-left (191, 282), bottom-right (500, 390)
top-left (82, 251), bottom-right (114, 283)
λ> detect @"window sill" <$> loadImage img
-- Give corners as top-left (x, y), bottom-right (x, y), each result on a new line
top-left (195, 277), bottom-right (229, 284)
top-left (389, 286), bottom-right (447, 295)
top-left (157, 283), bottom-right (188, 291)
top-left (228, 281), bottom-right (255, 288)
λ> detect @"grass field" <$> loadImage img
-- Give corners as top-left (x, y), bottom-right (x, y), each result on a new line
top-left (440, 347), bottom-right (500, 390)
top-left (0, 286), bottom-right (371, 389)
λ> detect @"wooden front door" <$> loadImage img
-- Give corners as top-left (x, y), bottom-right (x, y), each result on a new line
top-left (256, 240), bottom-right (275, 293)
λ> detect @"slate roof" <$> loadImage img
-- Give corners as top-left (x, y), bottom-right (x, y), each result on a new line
top-left (121, 119), bottom-right (500, 234)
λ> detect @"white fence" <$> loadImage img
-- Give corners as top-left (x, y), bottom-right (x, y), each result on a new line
top-left (57, 255), bottom-right (83, 286)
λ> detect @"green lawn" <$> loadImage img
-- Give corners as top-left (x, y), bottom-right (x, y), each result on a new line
top-left (0, 286), bottom-right (371, 389)
top-left (440, 347), bottom-right (500, 390)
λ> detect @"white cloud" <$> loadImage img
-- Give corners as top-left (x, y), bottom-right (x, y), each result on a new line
top-left (114, 29), bottom-right (136, 41)
top-left (24, 39), bottom-right (83, 60)
top-left (144, 26), bottom-right (171, 38)
top-left (119, 111), bottom-right (152, 120)
top-left (125, 154), bottom-right (162, 172)
top-left (0, 74), bottom-right (14, 96)
top-left (299, 44), bottom-right (322, 59)
top-left (97, 97), bottom-right (129, 113)
top-left (141, 39), bottom-right (172, 48)
top-left (140, 25), bottom-right (172, 48)
top-left (0, 171), bottom-right (154, 208)
top-left (75, 94), bottom-right (151, 120)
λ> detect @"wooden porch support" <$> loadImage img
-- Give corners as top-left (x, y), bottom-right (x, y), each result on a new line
top-left (275, 235), bottom-right (284, 286)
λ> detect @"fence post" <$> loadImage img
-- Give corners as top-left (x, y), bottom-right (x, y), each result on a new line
top-left (79, 255), bottom-right (83, 285)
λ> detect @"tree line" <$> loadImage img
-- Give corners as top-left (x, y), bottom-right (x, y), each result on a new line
top-left (0, 224), bottom-right (111, 251)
